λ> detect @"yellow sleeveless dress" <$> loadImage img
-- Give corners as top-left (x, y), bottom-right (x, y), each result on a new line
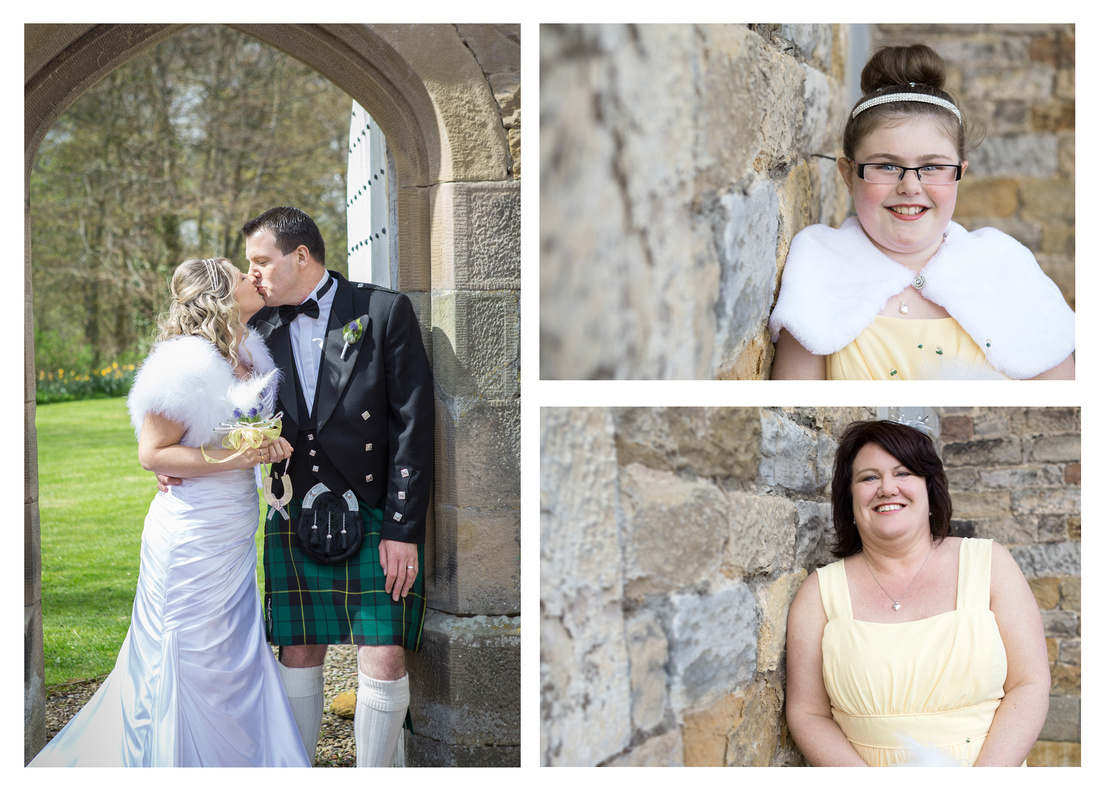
top-left (826, 316), bottom-right (1008, 380)
top-left (818, 539), bottom-right (1008, 766)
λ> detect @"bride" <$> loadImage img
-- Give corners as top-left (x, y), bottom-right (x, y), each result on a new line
top-left (30, 257), bottom-right (310, 766)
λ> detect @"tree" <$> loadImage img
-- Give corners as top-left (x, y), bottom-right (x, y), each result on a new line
top-left (31, 24), bottom-right (351, 375)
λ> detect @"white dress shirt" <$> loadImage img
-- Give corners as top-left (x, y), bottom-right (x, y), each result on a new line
top-left (289, 273), bottom-right (336, 417)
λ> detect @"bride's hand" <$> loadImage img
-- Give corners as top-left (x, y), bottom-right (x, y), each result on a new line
top-left (256, 436), bottom-right (293, 465)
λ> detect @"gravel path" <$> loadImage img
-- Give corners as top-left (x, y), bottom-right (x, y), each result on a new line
top-left (40, 644), bottom-right (360, 767)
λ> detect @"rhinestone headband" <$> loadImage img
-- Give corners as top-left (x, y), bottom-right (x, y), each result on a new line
top-left (892, 412), bottom-right (933, 435)
top-left (202, 258), bottom-right (222, 293)
top-left (851, 92), bottom-right (961, 122)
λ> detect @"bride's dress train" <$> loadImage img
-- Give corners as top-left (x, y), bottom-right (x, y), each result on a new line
top-left (32, 470), bottom-right (309, 766)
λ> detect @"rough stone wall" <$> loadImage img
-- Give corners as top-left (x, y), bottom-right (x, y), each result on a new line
top-left (540, 407), bottom-right (1080, 766)
top-left (937, 407), bottom-right (1081, 766)
top-left (870, 24), bottom-right (1075, 308)
top-left (456, 25), bottom-right (521, 179)
top-left (540, 24), bottom-right (849, 380)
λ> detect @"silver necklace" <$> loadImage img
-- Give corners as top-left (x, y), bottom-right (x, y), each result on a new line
top-left (898, 274), bottom-right (926, 315)
top-left (861, 541), bottom-right (933, 611)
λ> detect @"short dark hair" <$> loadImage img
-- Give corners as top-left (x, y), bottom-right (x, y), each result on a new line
top-left (830, 420), bottom-right (953, 558)
top-left (242, 206), bottom-right (326, 266)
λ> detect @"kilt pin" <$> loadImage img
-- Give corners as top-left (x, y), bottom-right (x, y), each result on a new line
top-left (250, 270), bottom-right (434, 650)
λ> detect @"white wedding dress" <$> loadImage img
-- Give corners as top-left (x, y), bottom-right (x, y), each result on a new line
top-left (30, 332), bottom-right (309, 767)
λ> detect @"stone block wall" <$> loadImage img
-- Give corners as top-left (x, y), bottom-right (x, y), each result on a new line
top-left (540, 24), bottom-right (849, 380)
top-left (406, 23), bottom-right (521, 766)
top-left (539, 406), bottom-right (1080, 766)
top-left (871, 24), bottom-right (1075, 307)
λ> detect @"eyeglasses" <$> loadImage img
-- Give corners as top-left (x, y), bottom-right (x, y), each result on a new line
top-left (855, 162), bottom-right (963, 185)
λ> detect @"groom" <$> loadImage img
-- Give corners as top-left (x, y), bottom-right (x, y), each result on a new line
top-left (244, 206), bottom-right (433, 766)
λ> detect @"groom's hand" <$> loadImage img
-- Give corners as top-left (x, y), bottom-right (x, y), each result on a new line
top-left (379, 539), bottom-right (419, 601)
top-left (156, 474), bottom-right (183, 493)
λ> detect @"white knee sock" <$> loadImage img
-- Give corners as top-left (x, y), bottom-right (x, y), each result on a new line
top-left (277, 662), bottom-right (325, 765)
top-left (355, 672), bottom-right (410, 767)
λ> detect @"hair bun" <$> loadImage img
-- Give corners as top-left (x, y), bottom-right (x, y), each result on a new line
top-left (861, 44), bottom-right (947, 94)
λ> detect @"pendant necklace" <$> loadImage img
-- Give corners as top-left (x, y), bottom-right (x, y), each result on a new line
top-left (899, 229), bottom-right (942, 314)
top-left (862, 540), bottom-right (933, 611)
top-left (898, 274), bottom-right (926, 315)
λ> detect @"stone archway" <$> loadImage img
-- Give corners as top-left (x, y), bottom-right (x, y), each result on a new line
top-left (24, 23), bottom-right (521, 765)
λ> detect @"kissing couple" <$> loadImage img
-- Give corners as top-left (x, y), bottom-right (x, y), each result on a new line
top-left (31, 207), bottom-right (434, 767)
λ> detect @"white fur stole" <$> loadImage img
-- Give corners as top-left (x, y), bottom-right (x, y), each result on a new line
top-left (127, 329), bottom-right (279, 448)
top-left (769, 217), bottom-right (1075, 379)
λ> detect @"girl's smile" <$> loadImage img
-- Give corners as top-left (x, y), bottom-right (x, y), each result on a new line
top-left (887, 205), bottom-right (929, 220)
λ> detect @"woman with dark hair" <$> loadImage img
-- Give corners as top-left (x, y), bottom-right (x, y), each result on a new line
top-left (785, 420), bottom-right (1049, 766)
top-left (829, 419), bottom-right (953, 557)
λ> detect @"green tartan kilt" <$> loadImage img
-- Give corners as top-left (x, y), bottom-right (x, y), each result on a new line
top-left (263, 498), bottom-right (425, 650)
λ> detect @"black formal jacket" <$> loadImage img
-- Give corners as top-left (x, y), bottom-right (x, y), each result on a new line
top-left (249, 271), bottom-right (434, 544)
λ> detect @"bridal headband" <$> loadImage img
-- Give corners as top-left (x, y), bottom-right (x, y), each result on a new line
top-left (202, 258), bottom-right (222, 293)
top-left (851, 84), bottom-right (962, 122)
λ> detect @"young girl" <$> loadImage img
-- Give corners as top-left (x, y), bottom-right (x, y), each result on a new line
top-left (769, 44), bottom-right (1075, 380)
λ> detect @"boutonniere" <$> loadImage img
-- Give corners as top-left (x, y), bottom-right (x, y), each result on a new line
top-left (341, 316), bottom-right (366, 359)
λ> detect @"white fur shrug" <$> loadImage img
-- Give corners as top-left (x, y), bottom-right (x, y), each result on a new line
top-left (769, 217), bottom-right (1075, 379)
top-left (127, 329), bottom-right (279, 448)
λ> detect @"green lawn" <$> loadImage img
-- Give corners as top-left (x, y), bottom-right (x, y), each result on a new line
top-left (35, 397), bottom-right (267, 686)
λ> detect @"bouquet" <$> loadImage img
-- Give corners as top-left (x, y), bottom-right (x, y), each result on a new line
top-left (201, 408), bottom-right (283, 464)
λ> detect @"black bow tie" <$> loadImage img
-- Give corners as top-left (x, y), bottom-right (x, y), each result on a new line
top-left (280, 298), bottom-right (319, 322)
top-left (279, 276), bottom-right (333, 323)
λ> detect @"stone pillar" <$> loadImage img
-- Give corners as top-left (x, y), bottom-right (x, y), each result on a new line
top-left (408, 177), bottom-right (520, 765)
top-left (25, 198), bottom-right (46, 761)
top-left (404, 25), bottom-right (521, 764)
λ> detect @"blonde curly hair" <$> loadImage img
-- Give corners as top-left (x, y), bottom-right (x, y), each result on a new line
top-left (157, 257), bottom-right (246, 371)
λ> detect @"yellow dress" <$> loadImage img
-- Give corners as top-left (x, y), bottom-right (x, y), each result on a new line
top-left (818, 539), bottom-right (1008, 766)
top-left (826, 316), bottom-right (1007, 380)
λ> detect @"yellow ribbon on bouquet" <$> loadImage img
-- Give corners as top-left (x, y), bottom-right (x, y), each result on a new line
top-left (201, 411), bottom-right (283, 464)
